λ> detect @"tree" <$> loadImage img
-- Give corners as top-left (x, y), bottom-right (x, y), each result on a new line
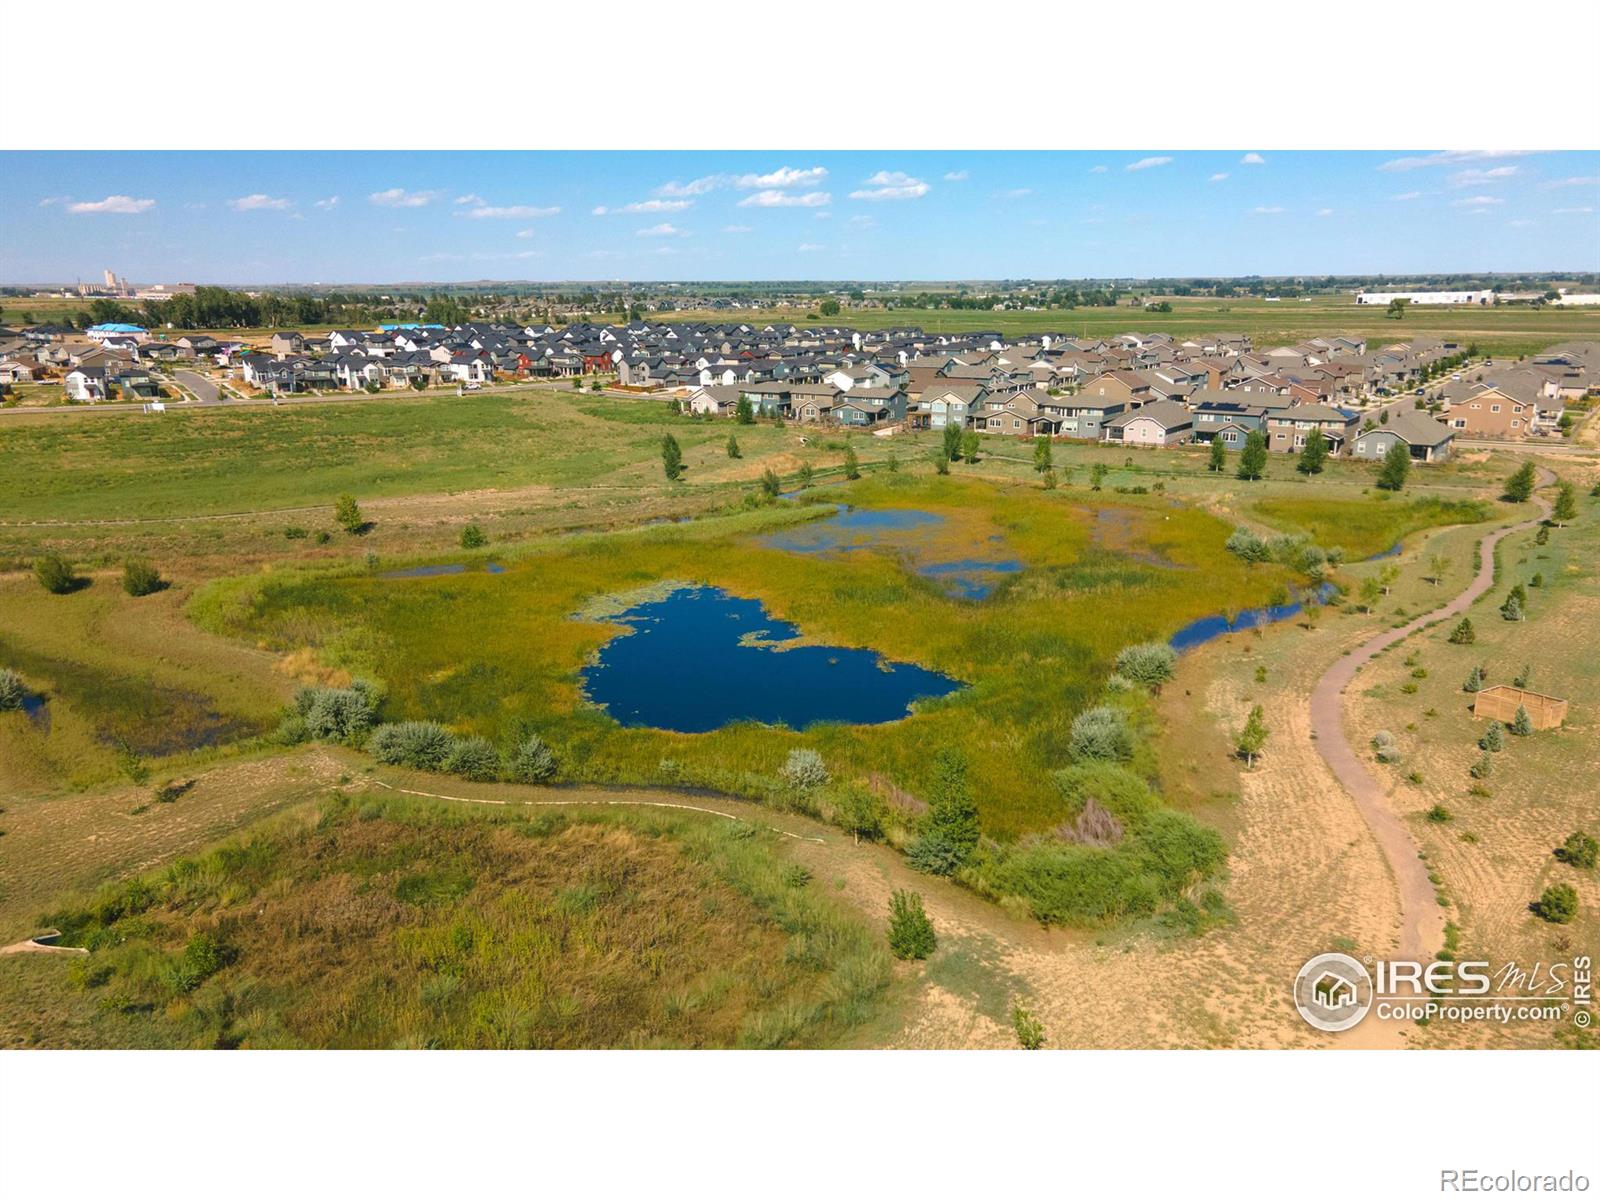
top-left (760, 467), bottom-right (781, 499)
top-left (797, 461), bottom-right (815, 489)
top-left (460, 524), bottom-right (488, 549)
top-left (1469, 752), bottom-right (1493, 780)
top-left (1011, 1002), bottom-right (1046, 1050)
top-left (660, 433), bottom-right (684, 481)
top-left (1236, 704), bottom-right (1269, 767)
top-left (1033, 435), bottom-right (1053, 474)
top-left (1208, 438), bottom-right (1227, 473)
top-left (959, 429), bottom-right (980, 463)
top-left (831, 784), bottom-right (884, 845)
top-left (1296, 428), bottom-right (1328, 475)
top-left (1376, 441), bottom-right (1410, 491)
top-left (1501, 593), bottom-right (1523, 622)
top-left (934, 450), bottom-right (950, 475)
top-left (1090, 462), bottom-right (1108, 491)
top-left (1502, 461), bottom-right (1537, 503)
top-left (1512, 663), bottom-right (1532, 688)
top-left (1556, 830), bottom-right (1598, 870)
top-left (1551, 480), bottom-right (1577, 526)
top-left (779, 748), bottom-right (829, 792)
top-left (1236, 429), bottom-right (1267, 480)
top-left (923, 746), bottom-right (980, 863)
top-left (1385, 297), bottom-right (1409, 320)
top-left (941, 422), bottom-right (963, 463)
top-left (1448, 617), bottom-right (1475, 644)
top-left (842, 444), bottom-right (860, 480)
top-left (1358, 576), bottom-right (1383, 612)
top-left (1428, 553), bottom-right (1450, 586)
top-left (734, 395), bottom-right (755, 425)
top-left (1069, 705), bottom-right (1132, 762)
top-left (1114, 642), bottom-right (1177, 690)
top-left (1531, 883), bottom-right (1578, 924)
top-left (507, 732), bottom-right (557, 783)
top-left (725, 433), bottom-right (741, 459)
top-left (1510, 705), bottom-right (1533, 736)
top-left (34, 553), bottom-right (76, 594)
top-left (121, 559), bottom-right (163, 597)
top-left (1377, 563), bottom-right (1400, 595)
top-left (0, 669), bottom-right (25, 712)
top-left (334, 493), bottom-right (365, 533)
top-left (818, 298), bottom-right (841, 317)
top-left (1463, 665), bottom-right (1485, 693)
top-left (1480, 721), bottom-right (1504, 752)
top-left (887, 890), bottom-right (936, 960)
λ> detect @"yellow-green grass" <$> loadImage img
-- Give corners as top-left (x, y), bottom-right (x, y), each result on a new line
top-left (0, 572), bottom-right (288, 792)
top-left (195, 475), bottom-right (1301, 838)
top-left (8, 789), bottom-right (892, 1049)
top-left (1248, 494), bottom-right (1496, 560)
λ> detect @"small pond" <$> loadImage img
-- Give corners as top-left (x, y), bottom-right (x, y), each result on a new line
top-left (1170, 582), bottom-right (1340, 652)
top-left (760, 505), bottom-right (1023, 600)
top-left (581, 586), bottom-right (962, 732)
top-left (20, 692), bottom-right (51, 734)
top-left (380, 562), bottom-right (506, 579)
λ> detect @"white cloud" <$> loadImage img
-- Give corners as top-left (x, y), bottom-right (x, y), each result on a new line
top-left (621, 198), bottom-right (691, 213)
top-left (461, 204), bottom-right (561, 219)
top-left (1390, 191), bottom-right (1423, 201)
top-left (314, 195), bottom-right (340, 209)
top-left (1315, 207), bottom-right (1334, 217)
top-left (849, 170), bottom-right (930, 201)
top-left (229, 193), bottom-right (292, 211)
top-left (1241, 152), bottom-right (1266, 165)
top-left (943, 170), bottom-right (969, 181)
top-left (370, 187), bottom-right (441, 208)
top-left (1452, 195), bottom-right (1504, 206)
top-left (1553, 206), bottom-right (1595, 214)
top-left (515, 228), bottom-right (540, 238)
top-left (796, 243), bottom-right (824, 252)
top-left (732, 166), bottom-right (828, 189)
top-left (722, 224), bottom-right (753, 233)
top-left (738, 190), bottom-right (831, 208)
top-left (1450, 166), bottom-right (1519, 187)
top-left (991, 188), bottom-right (1032, 199)
top-left (1507, 219), bottom-right (1535, 227)
top-left (1125, 156), bottom-right (1172, 172)
top-left (1208, 172), bottom-right (1229, 183)
top-left (636, 222), bottom-right (684, 237)
top-left (591, 206), bottom-right (609, 215)
top-left (67, 195), bottom-right (156, 214)
top-left (37, 195), bottom-right (69, 207)
top-left (1251, 205), bottom-right (1285, 214)
top-left (1543, 175), bottom-right (1600, 189)
top-left (849, 214), bottom-right (875, 226)
top-left (657, 176), bottom-right (719, 197)
top-left (1088, 165), bottom-right (1108, 174)
top-left (454, 193), bottom-right (486, 205)
top-left (1379, 150), bottom-right (1533, 172)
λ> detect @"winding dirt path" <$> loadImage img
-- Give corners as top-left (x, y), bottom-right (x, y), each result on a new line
top-left (1308, 471), bottom-right (1554, 962)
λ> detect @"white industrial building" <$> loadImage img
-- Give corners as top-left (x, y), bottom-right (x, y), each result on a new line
top-left (1355, 290), bottom-right (1496, 305)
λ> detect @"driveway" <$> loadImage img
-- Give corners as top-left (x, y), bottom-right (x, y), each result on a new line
top-left (173, 369), bottom-right (223, 405)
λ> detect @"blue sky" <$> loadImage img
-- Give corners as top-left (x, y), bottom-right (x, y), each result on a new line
top-left (2, 151), bottom-right (1596, 284)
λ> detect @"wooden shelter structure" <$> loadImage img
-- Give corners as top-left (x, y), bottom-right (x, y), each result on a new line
top-left (1472, 685), bottom-right (1568, 730)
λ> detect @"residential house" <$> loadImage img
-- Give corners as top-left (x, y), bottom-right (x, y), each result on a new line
top-left (1266, 404), bottom-right (1359, 455)
top-left (1105, 399), bottom-right (1193, 446)
top-left (1350, 411), bottom-right (1455, 463)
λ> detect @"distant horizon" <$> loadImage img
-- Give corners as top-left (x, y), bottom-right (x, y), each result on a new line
top-left (3, 150), bottom-right (1597, 285)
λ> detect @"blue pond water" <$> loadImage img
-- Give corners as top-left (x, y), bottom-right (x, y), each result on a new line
top-left (582, 586), bottom-right (962, 732)
top-left (1170, 582), bottom-right (1340, 652)
top-left (380, 562), bottom-right (505, 579)
top-left (760, 506), bottom-right (1022, 600)
top-left (1367, 542), bottom-right (1402, 560)
top-left (20, 692), bottom-right (50, 733)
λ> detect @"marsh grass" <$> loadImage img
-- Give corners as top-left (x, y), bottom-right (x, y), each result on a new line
top-left (1249, 495), bottom-right (1492, 561)
top-left (41, 791), bottom-right (890, 1049)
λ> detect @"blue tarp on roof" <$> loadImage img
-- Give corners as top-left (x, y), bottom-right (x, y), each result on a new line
top-left (89, 323), bottom-right (147, 333)
top-left (379, 323), bottom-right (447, 331)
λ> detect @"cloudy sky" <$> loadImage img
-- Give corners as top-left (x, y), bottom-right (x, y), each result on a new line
top-left (2, 150), bottom-right (1596, 284)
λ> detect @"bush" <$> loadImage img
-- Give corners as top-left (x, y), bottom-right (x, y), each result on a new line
top-left (443, 736), bottom-right (500, 782)
top-left (460, 524), bottom-right (488, 549)
top-left (1371, 730), bottom-right (1401, 763)
top-left (507, 732), bottom-right (557, 783)
top-left (369, 721), bottom-right (455, 770)
top-left (1447, 618), bottom-right (1475, 645)
top-left (1479, 722), bottom-right (1504, 752)
top-left (1469, 753), bottom-right (1492, 780)
top-left (906, 832), bottom-right (967, 877)
top-left (1114, 642), bottom-right (1177, 690)
top-left (283, 525), bottom-right (308, 540)
top-left (0, 668), bottom-right (25, 711)
top-left (334, 493), bottom-right (365, 533)
top-left (779, 748), bottom-right (829, 792)
top-left (34, 553), bottom-right (76, 594)
top-left (829, 784), bottom-right (884, 843)
top-left (1556, 831), bottom-right (1598, 869)
top-left (1069, 706), bottom-right (1133, 763)
top-left (121, 559), bottom-right (163, 596)
top-left (1425, 804), bottom-right (1452, 824)
top-left (1225, 527), bottom-right (1270, 563)
top-left (296, 682), bottom-right (378, 743)
top-left (1011, 1002), bottom-right (1046, 1050)
top-left (1531, 883), bottom-right (1579, 924)
top-left (887, 890), bottom-right (936, 960)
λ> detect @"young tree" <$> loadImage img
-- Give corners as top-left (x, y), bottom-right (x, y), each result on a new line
top-left (1376, 441), bottom-right (1410, 491)
top-left (334, 493), bottom-right (365, 533)
top-left (1428, 553), bottom-right (1450, 586)
top-left (1236, 429), bottom-right (1267, 480)
top-left (1556, 830), bottom-right (1599, 870)
top-left (960, 429), bottom-right (981, 463)
top-left (1501, 593), bottom-right (1523, 621)
top-left (1033, 435), bottom-right (1053, 474)
top-left (734, 395), bottom-right (755, 425)
top-left (1377, 563), bottom-right (1400, 595)
top-left (1448, 617), bottom-right (1475, 644)
top-left (1041, 468), bottom-right (1058, 490)
top-left (941, 422), bottom-right (963, 463)
top-left (1089, 462), bottom-right (1108, 490)
top-left (887, 890), bottom-right (937, 960)
top-left (1463, 664), bottom-right (1485, 693)
top-left (660, 432), bottom-right (684, 481)
top-left (1296, 428), bottom-right (1328, 475)
top-left (460, 524), bottom-right (488, 549)
top-left (34, 553), bottom-right (76, 594)
top-left (1236, 704), bottom-right (1269, 767)
top-left (1358, 576), bottom-right (1383, 613)
top-left (760, 467), bottom-right (781, 499)
top-left (923, 746), bottom-right (980, 864)
top-left (842, 444), bottom-right (861, 480)
top-left (1551, 479), bottom-right (1577, 527)
top-left (1502, 461), bottom-right (1537, 503)
top-left (1510, 705), bottom-right (1533, 736)
top-left (797, 461), bottom-right (815, 489)
top-left (831, 784), bottom-right (885, 845)
top-left (121, 559), bottom-right (163, 597)
top-left (1011, 1002), bottom-right (1046, 1050)
top-left (934, 450), bottom-right (951, 475)
top-left (1531, 883), bottom-right (1578, 924)
top-left (1480, 721), bottom-right (1505, 752)
top-left (1208, 437), bottom-right (1227, 473)
top-left (725, 433), bottom-right (741, 459)
top-left (1469, 752), bottom-right (1493, 780)
top-left (1512, 663), bottom-right (1532, 688)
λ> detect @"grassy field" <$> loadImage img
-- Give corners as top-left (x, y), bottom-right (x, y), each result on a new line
top-left (0, 786), bottom-right (892, 1049)
top-left (1247, 495), bottom-right (1493, 561)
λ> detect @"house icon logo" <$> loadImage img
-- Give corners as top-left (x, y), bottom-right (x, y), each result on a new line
top-left (1294, 953), bottom-right (1375, 1032)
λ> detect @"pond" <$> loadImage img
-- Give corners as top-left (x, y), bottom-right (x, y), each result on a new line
top-left (581, 586), bottom-right (962, 732)
top-left (20, 692), bottom-right (51, 734)
top-left (1170, 582), bottom-right (1340, 652)
top-left (760, 505), bottom-right (1023, 600)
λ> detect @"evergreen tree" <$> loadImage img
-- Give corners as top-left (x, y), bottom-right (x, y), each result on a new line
top-left (1376, 441), bottom-right (1410, 491)
top-left (1480, 721), bottom-right (1505, 752)
top-left (660, 433), bottom-right (684, 481)
top-left (1503, 461), bottom-right (1536, 503)
top-left (886, 890), bottom-right (936, 960)
top-left (1236, 429), bottom-right (1267, 480)
top-left (842, 444), bottom-right (861, 480)
top-left (1033, 435), bottom-right (1053, 474)
top-left (1208, 437), bottom-right (1226, 473)
top-left (725, 433), bottom-right (741, 458)
top-left (941, 422), bottom-right (963, 463)
top-left (760, 467), bottom-right (781, 499)
top-left (1236, 704), bottom-right (1269, 767)
top-left (1448, 617), bottom-right (1475, 645)
top-left (1511, 705), bottom-right (1533, 736)
top-left (1501, 593), bottom-right (1523, 621)
top-left (735, 396), bottom-right (755, 424)
top-left (1463, 665), bottom-right (1485, 693)
top-left (1296, 428), bottom-right (1328, 474)
top-left (924, 746), bottom-right (981, 864)
top-left (1551, 480), bottom-right (1576, 526)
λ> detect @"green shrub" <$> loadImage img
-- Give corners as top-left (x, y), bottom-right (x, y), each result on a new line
top-left (887, 890), bottom-right (936, 960)
top-left (1114, 642), bottom-right (1177, 690)
top-left (779, 748), bottom-right (829, 792)
top-left (1069, 706), bottom-right (1133, 763)
top-left (829, 784), bottom-right (884, 843)
top-left (1425, 804), bottom-right (1452, 824)
top-left (0, 668), bottom-right (24, 712)
top-left (1479, 722), bottom-right (1504, 752)
top-left (166, 933), bottom-right (234, 994)
top-left (460, 524), bottom-right (488, 549)
top-left (1224, 527), bottom-right (1270, 563)
top-left (1531, 883), bottom-right (1578, 924)
top-left (369, 721), bottom-right (455, 770)
top-left (1556, 831), bottom-right (1598, 870)
top-left (507, 732), bottom-right (557, 783)
top-left (121, 559), bottom-right (164, 597)
top-left (1510, 706), bottom-right (1533, 736)
top-left (295, 682), bottom-right (378, 744)
top-left (283, 525), bottom-right (309, 540)
top-left (905, 833), bottom-right (966, 877)
top-left (334, 493), bottom-right (365, 533)
top-left (1011, 1002), bottom-right (1046, 1050)
top-left (444, 736), bottom-right (500, 782)
top-left (922, 747), bottom-right (980, 867)
top-left (34, 553), bottom-right (76, 594)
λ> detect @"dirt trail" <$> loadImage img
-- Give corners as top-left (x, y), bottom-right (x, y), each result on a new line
top-left (1308, 471), bottom-right (1554, 963)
